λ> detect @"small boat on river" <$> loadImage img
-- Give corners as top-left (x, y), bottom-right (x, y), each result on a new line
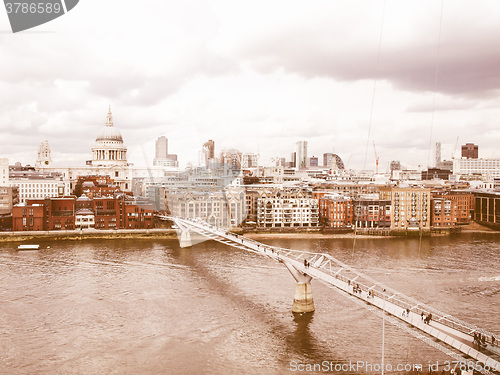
top-left (17, 244), bottom-right (40, 251)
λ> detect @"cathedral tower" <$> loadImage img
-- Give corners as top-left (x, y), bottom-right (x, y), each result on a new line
top-left (36, 139), bottom-right (52, 169)
top-left (91, 106), bottom-right (128, 167)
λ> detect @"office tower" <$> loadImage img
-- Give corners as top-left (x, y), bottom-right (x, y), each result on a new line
top-left (275, 157), bottom-right (286, 167)
top-left (241, 153), bottom-right (258, 168)
top-left (323, 153), bottom-right (333, 168)
top-left (154, 136), bottom-right (178, 167)
top-left (435, 142), bottom-right (441, 168)
top-left (296, 141), bottom-right (308, 170)
top-left (203, 140), bottom-right (215, 166)
top-left (390, 161), bottom-right (401, 171)
top-left (461, 143), bottom-right (478, 159)
top-left (220, 149), bottom-right (242, 169)
top-left (289, 152), bottom-right (296, 168)
top-left (324, 153), bottom-right (345, 170)
top-left (155, 136), bottom-right (168, 159)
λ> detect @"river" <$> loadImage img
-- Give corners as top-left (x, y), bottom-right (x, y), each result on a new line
top-left (0, 233), bottom-right (499, 374)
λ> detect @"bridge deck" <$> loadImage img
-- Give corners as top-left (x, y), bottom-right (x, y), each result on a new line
top-left (166, 217), bottom-right (500, 373)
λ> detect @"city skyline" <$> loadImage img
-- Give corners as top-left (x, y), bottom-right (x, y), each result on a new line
top-left (1, 1), bottom-right (500, 169)
top-left (0, 117), bottom-right (493, 173)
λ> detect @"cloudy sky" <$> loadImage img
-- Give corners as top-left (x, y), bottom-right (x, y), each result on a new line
top-left (1, 0), bottom-right (499, 171)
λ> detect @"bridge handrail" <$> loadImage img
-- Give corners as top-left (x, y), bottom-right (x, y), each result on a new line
top-left (233, 241), bottom-right (500, 345)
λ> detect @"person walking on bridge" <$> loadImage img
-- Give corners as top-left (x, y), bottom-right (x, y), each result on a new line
top-left (424, 313), bottom-right (432, 324)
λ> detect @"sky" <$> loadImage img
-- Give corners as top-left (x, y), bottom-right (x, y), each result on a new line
top-left (1, 0), bottom-right (500, 171)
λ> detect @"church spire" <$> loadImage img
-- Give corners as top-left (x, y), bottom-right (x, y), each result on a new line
top-left (106, 105), bottom-right (114, 127)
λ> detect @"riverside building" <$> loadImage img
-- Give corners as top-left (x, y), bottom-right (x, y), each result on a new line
top-left (12, 195), bottom-right (153, 231)
top-left (165, 187), bottom-right (246, 228)
top-left (473, 191), bottom-right (500, 230)
top-left (257, 189), bottom-right (319, 228)
top-left (318, 194), bottom-right (353, 228)
top-left (353, 198), bottom-right (391, 229)
top-left (379, 186), bottom-right (431, 230)
top-left (431, 191), bottom-right (473, 227)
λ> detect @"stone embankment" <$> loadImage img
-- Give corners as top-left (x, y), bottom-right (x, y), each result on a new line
top-left (0, 228), bottom-right (178, 242)
top-left (0, 222), bottom-right (496, 243)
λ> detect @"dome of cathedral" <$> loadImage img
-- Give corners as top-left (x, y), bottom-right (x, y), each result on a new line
top-left (96, 126), bottom-right (123, 142)
top-left (91, 107), bottom-right (128, 167)
top-left (95, 106), bottom-right (123, 143)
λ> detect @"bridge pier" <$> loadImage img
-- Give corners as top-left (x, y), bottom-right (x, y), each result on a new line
top-left (283, 260), bottom-right (315, 313)
top-left (174, 223), bottom-right (193, 247)
top-left (293, 282), bottom-right (314, 313)
top-left (173, 219), bottom-right (195, 248)
top-left (179, 229), bottom-right (192, 247)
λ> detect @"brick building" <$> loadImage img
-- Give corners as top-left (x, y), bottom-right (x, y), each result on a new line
top-left (243, 189), bottom-right (259, 225)
top-left (124, 203), bottom-right (154, 229)
top-left (12, 195), bottom-right (153, 231)
top-left (93, 196), bottom-right (125, 229)
top-left (319, 194), bottom-right (353, 228)
top-left (431, 191), bottom-right (473, 227)
top-left (73, 175), bottom-right (123, 198)
top-left (461, 143), bottom-right (478, 159)
top-left (12, 203), bottom-right (45, 231)
top-left (431, 196), bottom-right (458, 227)
top-left (353, 199), bottom-right (391, 229)
top-left (312, 183), bottom-right (382, 201)
top-left (46, 197), bottom-right (76, 230)
top-left (14, 197), bottom-right (78, 231)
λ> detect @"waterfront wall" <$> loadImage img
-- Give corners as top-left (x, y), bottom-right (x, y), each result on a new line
top-left (0, 228), bottom-right (178, 242)
top-left (1, 224), bottom-right (495, 243)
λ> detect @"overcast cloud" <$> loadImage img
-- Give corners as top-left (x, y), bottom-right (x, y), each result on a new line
top-left (1, 0), bottom-right (499, 171)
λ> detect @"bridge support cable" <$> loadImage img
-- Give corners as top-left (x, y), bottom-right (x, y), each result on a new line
top-left (165, 217), bottom-right (500, 372)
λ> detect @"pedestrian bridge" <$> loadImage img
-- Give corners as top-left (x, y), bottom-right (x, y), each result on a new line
top-left (162, 216), bottom-right (500, 373)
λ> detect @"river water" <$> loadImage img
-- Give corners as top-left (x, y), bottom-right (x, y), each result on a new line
top-left (0, 233), bottom-right (499, 374)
